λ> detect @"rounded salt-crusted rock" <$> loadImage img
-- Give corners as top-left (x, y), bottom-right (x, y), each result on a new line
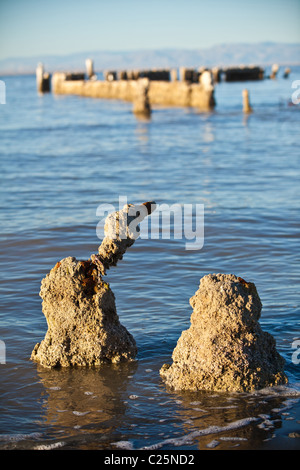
top-left (160, 273), bottom-right (288, 392)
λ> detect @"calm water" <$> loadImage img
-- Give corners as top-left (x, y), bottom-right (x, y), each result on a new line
top-left (0, 70), bottom-right (299, 450)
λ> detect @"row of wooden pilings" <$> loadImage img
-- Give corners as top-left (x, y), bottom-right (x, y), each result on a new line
top-left (36, 58), bottom-right (290, 117)
top-left (102, 63), bottom-right (290, 83)
top-left (103, 66), bottom-right (218, 83)
top-left (36, 57), bottom-right (291, 93)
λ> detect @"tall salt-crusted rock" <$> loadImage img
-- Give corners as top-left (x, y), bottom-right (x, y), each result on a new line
top-left (160, 273), bottom-right (287, 392)
top-left (31, 201), bottom-right (156, 368)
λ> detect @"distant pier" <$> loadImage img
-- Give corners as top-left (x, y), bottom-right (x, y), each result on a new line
top-left (37, 59), bottom-right (289, 112)
top-left (51, 63), bottom-right (216, 111)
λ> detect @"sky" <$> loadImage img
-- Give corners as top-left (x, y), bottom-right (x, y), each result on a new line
top-left (0, 0), bottom-right (299, 60)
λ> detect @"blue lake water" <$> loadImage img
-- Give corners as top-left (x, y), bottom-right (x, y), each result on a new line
top-left (0, 70), bottom-right (299, 450)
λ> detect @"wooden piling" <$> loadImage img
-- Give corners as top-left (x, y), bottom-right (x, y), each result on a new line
top-left (199, 70), bottom-right (214, 90)
top-left (133, 78), bottom-right (151, 118)
top-left (36, 63), bottom-right (51, 93)
top-left (212, 67), bottom-right (221, 83)
top-left (170, 69), bottom-right (178, 81)
top-left (85, 58), bottom-right (95, 80)
top-left (270, 64), bottom-right (279, 79)
top-left (243, 89), bottom-right (253, 113)
top-left (118, 70), bottom-right (128, 80)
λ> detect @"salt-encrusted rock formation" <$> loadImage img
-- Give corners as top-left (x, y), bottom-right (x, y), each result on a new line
top-left (31, 201), bottom-right (156, 368)
top-left (160, 274), bottom-right (288, 392)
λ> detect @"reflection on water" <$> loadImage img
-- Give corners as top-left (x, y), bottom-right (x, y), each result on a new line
top-left (1, 356), bottom-right (300, 450)
top-left (35, 363), bottom-right (138, 448)
top-left (160, 388), bottom-right (294, 451)
top-left (202, 121), bottom-right (215, 143)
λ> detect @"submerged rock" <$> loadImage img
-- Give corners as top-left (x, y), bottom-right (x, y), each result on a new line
top-left (160, 274), bottom-right (288, 392)
top-left (31, 202), bottom-right (155, 368)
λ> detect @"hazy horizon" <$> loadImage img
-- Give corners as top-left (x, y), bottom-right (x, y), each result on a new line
top-left (1, 41), bottom-right (299, 76)
top-left (2, 40), bottom-right (300, 62)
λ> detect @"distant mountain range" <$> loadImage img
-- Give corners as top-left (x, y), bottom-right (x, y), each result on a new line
top-left (0, 42), bottom-right (299, 75)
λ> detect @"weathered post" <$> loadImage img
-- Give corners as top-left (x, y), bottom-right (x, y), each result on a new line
top-left (36, 63), bottom-right (51, 93)
top-left (179, 67), bottom-right (186, 81)
top-left (106, 71), bottom-right (117, 81)
top-left (242, 89), bottom-right (253, 113)
top-left (119, 70), bottom-right (128, 80)
top-left (270, 64), bottom-right (279, 79)
top-left (133, 78), bottom-right (151, 118)
top-left (85, 58), bottom-right (95, 80)
top-left (36, 63), bottom-right (44, 91)
top-left (212, 67), bottom-right (221, 83)
top-left (170, 68), bottom-right (178, 81)
top-left (199, 70), bottom-right (214, 90)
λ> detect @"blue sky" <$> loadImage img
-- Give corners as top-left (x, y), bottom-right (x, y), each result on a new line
top-left (0, 0), bottom-right (299, 60)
